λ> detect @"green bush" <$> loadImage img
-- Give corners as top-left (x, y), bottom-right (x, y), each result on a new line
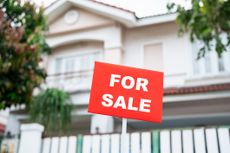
top-left (30, 88), bottom-right (73, 135)
top-left (0, 0), bottom-right (51, 109)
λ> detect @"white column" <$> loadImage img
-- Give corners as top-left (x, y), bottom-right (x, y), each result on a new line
top-left (5, 114), bottom-right (20, 136)
top-left (104, 47), bottom-right (123, 64)
top-left (103, 25), bottom-right (123, 64)
top-left (18, 123), bottom-right (44, 153)
top-left (90, 115), bottom-right (114, 134)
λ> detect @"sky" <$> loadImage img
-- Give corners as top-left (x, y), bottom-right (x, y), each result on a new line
top-left (31, 0), bottom-right (190, 18)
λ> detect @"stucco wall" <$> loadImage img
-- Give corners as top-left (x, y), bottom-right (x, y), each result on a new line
top-left (49, 7), bottom-right (114, 35)
top-left (123, 22), bottom-right (192, 87)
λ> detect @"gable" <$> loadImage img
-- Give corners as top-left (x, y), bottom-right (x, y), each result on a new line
top-left (46, 0), bottom-right (175, 30)
top-left (48, 7), bottom-right (115, 35)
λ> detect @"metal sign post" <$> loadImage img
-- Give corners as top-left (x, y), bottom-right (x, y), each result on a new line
top-left (121, 118), bottom-right (127, 153)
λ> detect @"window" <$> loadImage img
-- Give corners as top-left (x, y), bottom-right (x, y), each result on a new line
top-left (65, 57), bottom-right (75, 72)
top-left (192, 35), bottom-right (230, 76)
top-left (55, 51), bottom-right (101, 74)
top-left (55, 58), bottom-right (64, 74)
top-left (143, 43), bottom-right (163, 71)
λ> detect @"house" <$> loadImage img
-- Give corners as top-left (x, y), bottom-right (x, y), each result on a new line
top-left (3, 0), bottom-right (230, 136)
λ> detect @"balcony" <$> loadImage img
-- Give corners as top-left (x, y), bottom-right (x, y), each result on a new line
top-left (46, 70), bottom-right (93, 93)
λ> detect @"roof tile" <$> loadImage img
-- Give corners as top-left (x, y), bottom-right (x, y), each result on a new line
top-left (164, 83), bottom-right (230, 95)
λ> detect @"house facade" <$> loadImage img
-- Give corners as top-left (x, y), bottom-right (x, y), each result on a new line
top-left (3, 0), bottom-right (230, 136)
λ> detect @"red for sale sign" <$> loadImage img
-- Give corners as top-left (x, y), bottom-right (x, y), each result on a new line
top-left (88, 62), bottom-right (164, 123)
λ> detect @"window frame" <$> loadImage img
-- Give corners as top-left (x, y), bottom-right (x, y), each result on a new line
top-left (189, 39), bottom-right (230, 79)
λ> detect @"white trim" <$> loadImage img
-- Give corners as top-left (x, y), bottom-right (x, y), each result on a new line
top-left (64, 10), bottom-right (80, 25)
top-left (45, 0), bottom-right (66, 16)
top-left (69, 0), bottom-right (136, 26)
top-left (136, 13), bottom-right (177, 27)
top-left (164, 91), bottom-right (230, 103)
top-left (45, 0), bottom-right (176, 28)
top-left (46, 0), bottom-right (136, 27)
top-left (54, 50), bottom-right (102, 59)
top-left (163, 112), bottom-right (230, 120)
top-left (186, 72), bottom-right (230, 81)
top-left (127, 112), bottom-right (230, 122)
top-left (20, 123), bottom-right (44, 132)
top-left (48, 38), bottom-right (105, 48)
top-left (46, 25), bottom-right (122, 49)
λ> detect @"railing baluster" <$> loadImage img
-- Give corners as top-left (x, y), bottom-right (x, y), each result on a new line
top-left (41, 138), bottom-right (51, 153)
top-left (82, 135), bottom-right (91, 153)
top-left (194, 128), bottom-right (206, 153)
top-left (218, 127), bottom-right (230, 153)
top-left (131, 133), bottom-right (140, 153)
top-left (124, 134), bottom-right (130, 153)
top-left (152, 131), bottom-right (160, 153)
top-left (101, 135), bottom-right (110, 153)
top-left (50, 137), bottom-right (59, 153)
top-left (171, 130), bottom-right (182, 153)
top-left (77, 135), bottom-right (83, 153)
top-left (160, 130), bottom-right (171, 153)
top-left (111, 134), bottom-right (120, 153)
top-left (92, 135), bottom-right (100, 153)
top-left (67, 136), bottom-right (77, 153)
top-left (59, 137), bottom-right (68, 153)
top-left (182, 129), bottom-right (194, 153)
top-left (141, 132), bottom-right (151, 153)
top-left (206, 128), bottom-right (219, 153)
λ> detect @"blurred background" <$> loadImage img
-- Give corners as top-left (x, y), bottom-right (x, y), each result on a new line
top-left (0, 0), bottom-right (229, 153)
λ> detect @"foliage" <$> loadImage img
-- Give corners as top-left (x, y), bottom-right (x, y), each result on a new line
top-left (30, 88), bottom-right (73, 134)
top-left (0, 0), bottom-right (51, 109)
top-left (168, 0), bottom-right (230, 58)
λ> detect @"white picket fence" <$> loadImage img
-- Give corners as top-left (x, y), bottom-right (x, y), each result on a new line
top-left (40, 127), bottom-right (230, 153)
top-left (0, 137), bottom-right (19, 153)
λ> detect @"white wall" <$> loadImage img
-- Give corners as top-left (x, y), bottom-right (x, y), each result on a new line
top-left (49, 7), bottom-right (114, 35)
top-left (5, 114), bottom-right (20, 135)
top-left (124, 22), bottom-right (192, 87)
top-left (46, 24), bottom-right (122, 49)
top-left (46, 21), bottom-right (194, 88)
top-left (0, 109), bottom-right (9, 125)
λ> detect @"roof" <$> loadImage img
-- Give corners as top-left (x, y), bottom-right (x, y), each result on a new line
top-left (164, 83), bottom-right (230, 95)
top-left (45, 0), bottom-right (176, 27)
top-left (91, 0), bottom-right (136, 15)
top-left (46, 0), bottom-right (135, 15)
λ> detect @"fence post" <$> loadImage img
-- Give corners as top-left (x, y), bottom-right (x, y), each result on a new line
top-left (91, 115), bottom-right (114, 134)
top-left (18, 123), bottom-right (44, 153)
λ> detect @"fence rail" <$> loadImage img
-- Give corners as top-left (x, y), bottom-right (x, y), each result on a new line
top-left (41, 126), bottom-right (230, 153)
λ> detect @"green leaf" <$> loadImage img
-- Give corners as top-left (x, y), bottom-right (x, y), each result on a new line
top-left (167, 0), bottom-right (230, 58)
top-left (29, 88), bottom-right (73, 135)
top-left (0, 0), bottom-right (51, 109)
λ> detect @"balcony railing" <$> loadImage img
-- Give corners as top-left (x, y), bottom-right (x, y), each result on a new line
top-left (46, 70), bottom-right (93, 92)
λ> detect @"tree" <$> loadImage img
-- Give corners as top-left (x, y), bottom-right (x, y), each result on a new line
top-left (30, 88), bottom-right (73, 135)
top-left (168, 0), bottom-right (230, 58)
top-left (0, 0), bottom-right (50, 109)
